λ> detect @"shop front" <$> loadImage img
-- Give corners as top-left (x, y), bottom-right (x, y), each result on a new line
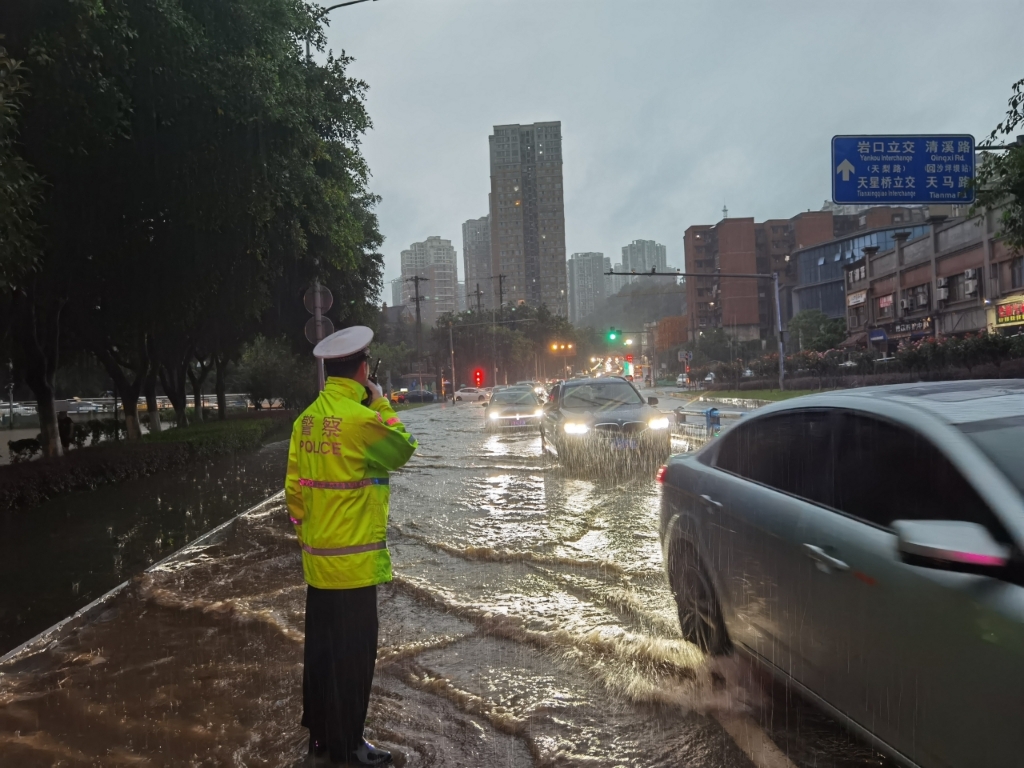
top-left (993, 295), bottom-right (1024, 334)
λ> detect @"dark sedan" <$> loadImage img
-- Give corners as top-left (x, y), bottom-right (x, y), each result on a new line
top-left (483, 388), bottom-right (542, 430)
top-left (540, 377), bottom-right (670, 468)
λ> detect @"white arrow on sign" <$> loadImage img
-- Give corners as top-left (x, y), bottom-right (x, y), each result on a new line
top-left (836, 159), bottom-right (856, 181)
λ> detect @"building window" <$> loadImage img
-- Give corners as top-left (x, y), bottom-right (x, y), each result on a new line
top-left (1013, 257), bottom-right (1024, 289)
top-left (876, 294), bottom-right (894, 319)
top-left (947, 273), bottom-right (966, 302)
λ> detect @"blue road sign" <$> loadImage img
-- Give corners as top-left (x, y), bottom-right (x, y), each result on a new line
top-left (832, 135), bottom-right (975, 206)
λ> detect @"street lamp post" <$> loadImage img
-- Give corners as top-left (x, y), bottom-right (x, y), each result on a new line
top-left (306, 0), bottom-right (379, 58)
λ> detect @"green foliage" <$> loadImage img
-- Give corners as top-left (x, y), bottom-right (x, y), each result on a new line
top-left (234, 335), bottom-right (317, 410)
top-left (972, 77), bottom-right (1024, 253)
top-left (788, 310), bottom-right (847, 352)
top-left (0, 43), bottom-right (43, 287)
top-left (144, 413), bottom-right (290, 456)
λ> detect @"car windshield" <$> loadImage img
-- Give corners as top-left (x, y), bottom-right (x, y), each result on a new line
top-left (562, 381), bottom-right (642, 409)
top-left (958, 416), bottom-right (1024, 496)
top-left (492, 391), bottom-right (537, 405)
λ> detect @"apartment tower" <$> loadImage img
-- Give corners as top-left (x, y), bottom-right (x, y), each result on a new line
top-left (489, 121), bottom-right (567, 314)
top-left (462, 215), bottom-right (492, 311)
top-left (400, 236), bottom-right (458, 327)
top-left (567, 252), bottom-right (607, 324)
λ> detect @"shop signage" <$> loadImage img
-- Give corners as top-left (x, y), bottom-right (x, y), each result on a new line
top-left (878, 294), bottom-right (893, 310)
top-left (996, 298), bottom-right (1024, 327)
top-left (847, 290), bottom-right (867, 307)
top-left (892, 317), bottom-right (934, 339)
top-left (868, 328), bottom-right (888, 342)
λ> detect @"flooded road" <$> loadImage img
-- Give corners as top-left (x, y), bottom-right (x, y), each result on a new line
top-left (0, 440), bottom-right (290, 654)
top-left (0, 403), bottom-right (893, 767)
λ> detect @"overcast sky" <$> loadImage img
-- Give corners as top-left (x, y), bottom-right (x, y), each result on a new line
top-left (322, 0), bottom-right (1024, 293)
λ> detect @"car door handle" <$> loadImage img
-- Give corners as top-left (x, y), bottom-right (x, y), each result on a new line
top-left (699, 494), bottom-right (723, 510)
top-left (802, 544), bottom-right (849, 572)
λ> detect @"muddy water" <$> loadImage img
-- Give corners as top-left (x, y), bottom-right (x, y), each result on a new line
top-left (0, 404), bottom-right (892, 767)
top-left (0, 440), bottom-right (290, 654)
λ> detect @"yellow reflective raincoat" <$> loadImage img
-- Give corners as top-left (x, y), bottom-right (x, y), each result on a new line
top-left (285, 377), bottom-right (418, 589)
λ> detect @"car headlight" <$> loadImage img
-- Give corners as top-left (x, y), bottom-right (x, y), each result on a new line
top-left (534, 409), bottom-right (543, 417)
top-left (563, 422), bottom-right (590, 435)
top-left (488, 411), bottom-right (501, 420)
top-left (648, 416), bottom-right (670, 430)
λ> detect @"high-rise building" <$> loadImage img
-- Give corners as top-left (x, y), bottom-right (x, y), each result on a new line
top-left (462, 215), bottom-right (492, 311)
top-left (567, 252), bottom-right (606, 324)
top-left (456, 282), bottom-right (467, 313)
top-left (390, 278), bottom-right (404, 307)
top-left (400, 236), bottom-right (458, 326)
top-left (489, 121), bottom-right (567, 314)
top-left (608, 262), bottom-right (629, 296)
top-left (621, 240), bottom-right (667, 282)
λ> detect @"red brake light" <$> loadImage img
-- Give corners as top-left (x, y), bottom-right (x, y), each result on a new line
top-left (655, 465), bottom-right (668, 484)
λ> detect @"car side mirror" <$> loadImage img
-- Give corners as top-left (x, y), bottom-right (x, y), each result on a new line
top-left (893, 520), bottom-right (1010, 574)
top-left (648, 396), bottom-right (659, 405)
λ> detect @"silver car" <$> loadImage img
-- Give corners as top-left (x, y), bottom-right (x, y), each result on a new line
top-left (657, 381), bottom-right (1024, 768)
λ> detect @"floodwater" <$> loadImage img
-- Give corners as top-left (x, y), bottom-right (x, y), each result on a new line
top-left (0, 440), bottom-right (290, 654)
top-left (0, 404), bottom-right (892, 767)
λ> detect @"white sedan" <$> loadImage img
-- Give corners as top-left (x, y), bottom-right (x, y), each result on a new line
top-left (453, 387), bottom-right (488, 401)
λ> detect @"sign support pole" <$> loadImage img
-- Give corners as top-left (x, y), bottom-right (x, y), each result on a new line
top-left (774, 272), bottom-right (785, 391)
top-left (314, 280), bottom-right (325, 391)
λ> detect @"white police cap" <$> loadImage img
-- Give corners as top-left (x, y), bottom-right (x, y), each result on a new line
top-left (313, 325), bottom-right (374, 360)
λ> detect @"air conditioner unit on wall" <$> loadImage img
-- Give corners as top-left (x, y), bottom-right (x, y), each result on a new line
top-left (899, 299), bottom-right (909, 310)
top-left (965, 269), bottom-right (977, 279)
top-left (937, 287), bottom-right (949, 301)
top-left (965, 279), bottom-right (979, 296)
top-left (937, 277), bottom-right (948, 287)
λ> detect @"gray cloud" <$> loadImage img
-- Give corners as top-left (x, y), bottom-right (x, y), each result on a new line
top-left (322, 0), bottom-right (1024, 289)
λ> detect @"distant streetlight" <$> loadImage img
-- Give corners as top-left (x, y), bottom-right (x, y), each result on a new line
top-left (307, 0), bottom-right (380, 57)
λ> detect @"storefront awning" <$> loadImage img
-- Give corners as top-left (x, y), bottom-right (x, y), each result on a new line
top-left (839, 331), bottom-right (868, 347)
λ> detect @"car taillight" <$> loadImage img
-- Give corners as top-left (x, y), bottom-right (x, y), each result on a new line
top-left (655, 465), bottom-right (668, 484)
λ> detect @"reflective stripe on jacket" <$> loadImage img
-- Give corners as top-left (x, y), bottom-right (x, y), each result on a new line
top-left (285, 377), bottom-right (417, 589)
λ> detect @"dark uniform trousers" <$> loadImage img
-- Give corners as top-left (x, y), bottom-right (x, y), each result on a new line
top-left (302, 584), bottom-right (379, 758)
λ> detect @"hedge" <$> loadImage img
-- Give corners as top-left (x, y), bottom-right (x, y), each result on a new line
top-left (0, 413), bottom-right (293, 512)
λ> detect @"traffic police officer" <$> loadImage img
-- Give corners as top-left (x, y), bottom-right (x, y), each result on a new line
top-left (285, 326), bottom-right (417, 765)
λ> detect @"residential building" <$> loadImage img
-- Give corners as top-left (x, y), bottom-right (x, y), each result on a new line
top-left (684, 206), bottom-right (933, 345)
top-left (456, 282), bottom-right (467, 313)
top-left (844, 209), bottom-right (1016, 354)
top-left (390, 278), bottom-right (404, 308)
top-left (608, 262), bottom-right (629, 296)
top-left (462, 215), bottom-right (492, 310)
top-left (621, 239), bottom-right (667, 282)
top-left (400, 236), bottom-right (458, 326)
top-left (489, 121), bottom-right (567, 314)
top-left (567, 252), bottom-right (607, 324)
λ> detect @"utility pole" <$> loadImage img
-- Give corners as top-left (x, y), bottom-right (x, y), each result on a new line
top-left (406, 275), bottom-right (429, 362)
top-left (496, 273), bottom-right (506, 314)
top-left (773, 272), bottom-right (785, 391)
top-left (306, 0), bottom-right (379, 58)
top-left (475, 283), bottom-right (483, 314)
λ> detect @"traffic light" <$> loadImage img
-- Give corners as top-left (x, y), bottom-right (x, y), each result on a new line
top-left (473, 368), bottom-right (484, 387)
top-left (607, 328), bottom-right (623, 342)
top-left (626, 354), bottom-right (633, 363)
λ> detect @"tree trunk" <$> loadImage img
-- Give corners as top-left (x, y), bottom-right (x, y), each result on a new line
top-left (215, 355), bottom-right (228, 420)
top-left (159, 362), bottom-right (190, 429)
top-left (94, 344), bottom-right (147, 441)
top-left (144, 368), bottom-right (162, 434)
top-left (186, 358), bottom-right (211, 424)
top-left (12, 290), bottom-right (65, 457)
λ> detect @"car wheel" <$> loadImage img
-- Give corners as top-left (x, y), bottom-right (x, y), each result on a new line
top-left (668, 538), bottom-right (730, 655)
top-left (455, 396), bottom-right (462, 401)
top-left (477, 395), bottom-right (485, 401)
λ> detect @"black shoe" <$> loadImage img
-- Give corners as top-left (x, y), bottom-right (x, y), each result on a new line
top-left (347, 740), bottom-right (392, 766)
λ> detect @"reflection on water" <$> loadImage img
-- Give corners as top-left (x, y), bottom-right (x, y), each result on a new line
top-left (0, 440), bottom-right (289, 654)
top-left (0, 404), bottom-right (893, 767)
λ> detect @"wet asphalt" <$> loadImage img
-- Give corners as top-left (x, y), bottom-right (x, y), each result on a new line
top-left (0, 401), bottom-right (894, 767)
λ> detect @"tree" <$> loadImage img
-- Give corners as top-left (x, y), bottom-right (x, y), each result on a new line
top-left (788, 309), bottom-right (846, 352)
top-left (972, 77), bottom-right (1024, 253)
